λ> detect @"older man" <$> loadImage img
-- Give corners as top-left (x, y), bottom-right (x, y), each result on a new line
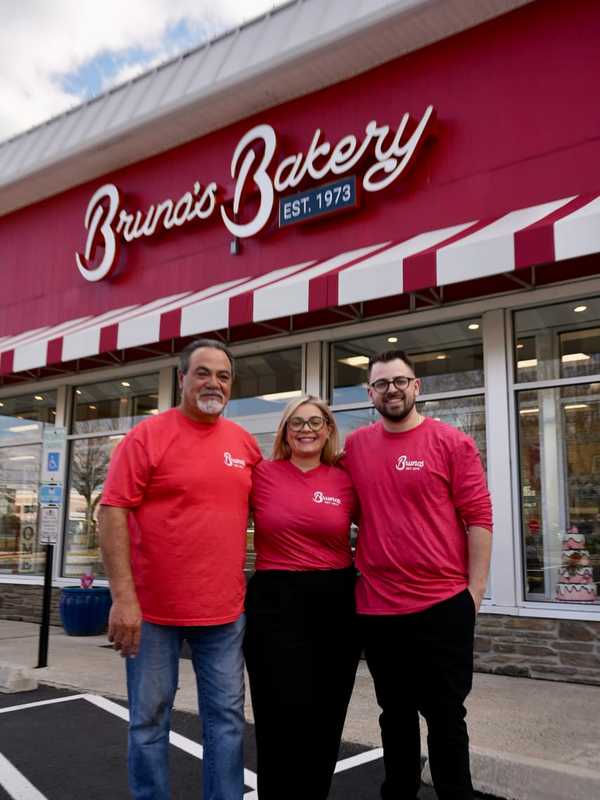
top-left (343, 349), bottom-right (492, 800)
top-left (99, 338), bottom-right (261, 800)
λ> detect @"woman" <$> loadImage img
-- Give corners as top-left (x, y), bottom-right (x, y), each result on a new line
top-left (245, 395), bottom-right (360, 800)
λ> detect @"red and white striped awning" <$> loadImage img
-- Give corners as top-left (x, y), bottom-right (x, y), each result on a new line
top-left (2, 192), bottom-right (600, 376)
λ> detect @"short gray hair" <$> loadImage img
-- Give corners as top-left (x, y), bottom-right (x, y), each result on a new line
top-left (178, 339), bottom-right (235, 376)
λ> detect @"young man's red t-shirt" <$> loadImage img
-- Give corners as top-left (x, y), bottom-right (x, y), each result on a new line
top-left (251, 459), bottom-right (356, 571)
top-left (101, 408), bottom-right (261, 626)
top-left (344, 418), bottom-right (492, 615)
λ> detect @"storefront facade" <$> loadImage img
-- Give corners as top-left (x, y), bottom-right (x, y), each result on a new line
top-left (1, 0), bottom-right (600, 683)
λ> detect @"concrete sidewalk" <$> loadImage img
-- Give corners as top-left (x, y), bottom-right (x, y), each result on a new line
top-left (1, 620), bottom-right (599, 800)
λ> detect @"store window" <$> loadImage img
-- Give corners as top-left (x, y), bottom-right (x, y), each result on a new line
top-left (226, 348), bottom-right (302, 417)
top-left (0, 392), bottom-right (56, 575)
top-left (515, 297), bottom-right (600, 607)
top-left (332, 318), bottom-right (483, 405)
top-left (63, 374), bottom-right (159, 578)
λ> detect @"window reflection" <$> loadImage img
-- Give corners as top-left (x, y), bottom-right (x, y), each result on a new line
top-left (227, 348), bottom-right (302, 417)
top-left (63, 436), bottom-right (124, 578)
top-left (0, 392), bottom-right (56, 445)
top-left (72, 375), bottom-right (159, 435)
top-left (518, 385), bottom-right (600, 604)
top-left (332, 320), bottom-right (483, 404)
top-left (0, 445), bottom-right (43, 575)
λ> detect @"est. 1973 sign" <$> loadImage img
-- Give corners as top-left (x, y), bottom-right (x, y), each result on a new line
top-left (279, 176), bottom-right (357, 227)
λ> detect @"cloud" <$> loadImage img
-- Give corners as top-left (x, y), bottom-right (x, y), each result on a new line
top-left (0, 0), bottom-right (284, 142)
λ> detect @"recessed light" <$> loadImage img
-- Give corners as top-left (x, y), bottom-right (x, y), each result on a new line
top-left (564, 404), bottom-right (589, 410)
top-left (468, 323), bottom-right (480, 331)
top-left (34, 395), bottom-right (43, 401)
top-left (516, 344), bottom-right (524, 350)
top-left (121, 381), bottom-right (131, 387)
top-left (0, 402), bottom-right (4, 407)
top-left (338, 356), bottom-right (370, 368)
top-left (387, 336), bottom-right (398, 343)
top-left (436, 354), bottom-right (448, 360)
top-left (75, 390), bottom-right (82, 396)
top-left (89, 405), bottom-right (97, 410)
top-left (561, 353), bottom-right (590, 363)
top-left (519, 408), bottom-right (539, 415)
top-left (574, 305), bottom-right (587, 313)
top-left (517, 359), bottom-right (538, 369)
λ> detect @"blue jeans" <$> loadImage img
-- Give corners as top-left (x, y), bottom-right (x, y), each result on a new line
top-left (126, 615), bottom-right (246, 800)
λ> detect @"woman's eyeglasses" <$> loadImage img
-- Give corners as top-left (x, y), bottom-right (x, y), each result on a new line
top-left (288, 416), bottom-right (327, 432)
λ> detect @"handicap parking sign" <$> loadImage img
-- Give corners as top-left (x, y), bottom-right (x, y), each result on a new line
top-left (47, 452), bottom-right (60, 472)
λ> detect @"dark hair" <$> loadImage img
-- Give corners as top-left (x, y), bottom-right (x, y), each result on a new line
top-left (368, 349), bottom-right (415, 378)
top-left (178, 339), bottom-right (235, 376)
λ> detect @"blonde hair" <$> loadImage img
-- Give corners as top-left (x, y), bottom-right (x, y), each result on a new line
top-left (272, 395), bottom-right (340, 465)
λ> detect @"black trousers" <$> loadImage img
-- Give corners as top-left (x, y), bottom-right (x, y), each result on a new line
top-left (244, 567), bottom-right (360, 800)
top-left (360, 589), bottom-right (476, 800)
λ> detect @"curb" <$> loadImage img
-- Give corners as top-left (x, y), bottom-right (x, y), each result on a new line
top-left (422, 746), bottom-right (600, 800)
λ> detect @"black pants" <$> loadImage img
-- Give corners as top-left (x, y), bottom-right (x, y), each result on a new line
top-left (360, 589), bottom-right (476, 800)
top-left (244, 567), bottom-right (360, 800)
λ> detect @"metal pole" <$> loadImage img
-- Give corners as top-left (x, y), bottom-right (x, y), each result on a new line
top-left (36, 543), bottom-right (54, 669)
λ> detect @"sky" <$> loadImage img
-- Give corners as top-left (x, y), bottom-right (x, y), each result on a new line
top-left (0, 0), bottom-right (288, 144)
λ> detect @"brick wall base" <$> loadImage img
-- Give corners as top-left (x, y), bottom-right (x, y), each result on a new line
top-left (0, 584), bottom-right (62, 626)
top-left (475, 614), bottom-right (600, 685)
top-left (2, 586), bottom-right (599, 685)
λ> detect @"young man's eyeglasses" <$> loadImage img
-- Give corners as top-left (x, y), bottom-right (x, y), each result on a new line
top-left (369, 376), bottom-right (416, 394)
top-left (288, 416), bottom-right (327, 432)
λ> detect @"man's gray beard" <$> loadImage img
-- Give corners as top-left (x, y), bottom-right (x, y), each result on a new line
top-left (376, 396), bottom-right (415, 422)
top-left (196, 397), bottom-right (225, 415)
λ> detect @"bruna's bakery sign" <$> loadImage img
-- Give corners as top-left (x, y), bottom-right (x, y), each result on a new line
top-left (76, 105), bottom-right (435, 282)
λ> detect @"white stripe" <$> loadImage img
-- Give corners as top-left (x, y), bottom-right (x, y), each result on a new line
top-left (333, 747), bottom-right (384, 773)
top-left (181, 261), bottom-right (315, 337)
top-left (12, 341), bottom-right (50, 372)
top-left (253, 245), bottom-right (384, 321)
top-left (0, 694), bottom-right (88, 715)
top-left (338, 225), bottom-right (471, 305)
top-left (437, 197), bottom-right (575, 285)
top-left (81, 695), bottom-right (257, 788)
top-left (0, 752), bottom-right (47, 799)
top-left (554, 195), bottom-right (600, 261)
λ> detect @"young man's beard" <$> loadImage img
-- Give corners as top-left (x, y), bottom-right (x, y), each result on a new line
top-left (375, 395), bottom-right (416, 422)
top-left (196, 396), bottom-right (225, 415)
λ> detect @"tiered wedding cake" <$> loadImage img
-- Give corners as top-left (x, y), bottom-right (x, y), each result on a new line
top-left (556, 526), bottom-right (598, 603)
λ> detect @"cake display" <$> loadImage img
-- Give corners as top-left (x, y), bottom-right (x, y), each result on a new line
top-left (556, 526), bottom-right (598, 603)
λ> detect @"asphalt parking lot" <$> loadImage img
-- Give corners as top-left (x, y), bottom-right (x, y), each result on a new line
top-left (0, 686), bottom-right (496, 799)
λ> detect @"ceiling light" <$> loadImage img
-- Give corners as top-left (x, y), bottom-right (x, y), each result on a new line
top-left (9, 455), bottom-right (36, 461)
top-left (89, 405), bottom-right (96, 410)
top-left (34, 395), bottom-right (43, 401)
top-left (121, 381), bottom-right (131, 387)
top-left (564, 404), bottom-right (589, 410)
top-left (148, 409), bottom-right (159, 415)
top-left (574, 305), bottom-right (587, 313)
top-left (519, 408), bottom-right (539, 415)
top-left (561, 353), bottom-right (590, 363)
top-left (436, 354), bottom-right (448, 360)
top-left (75, 390), bottom-right (82, 396)
top-left (517, 359), bottom-right (538, 369)
top-left (468, 323), bottom-right (480, 331)
top-left (0, 402), bottom-right (4, 407)
top-left (109, 435), bottom-right (124, 441)
top-left (516, 344), bottom-right (524, 350)
top-left (387, 336), bottom-right (398, 343)
top-left (338, 356), bottom-right (370, 368)
top-left (260, 390), bottom-right (303, 402)
top-left (8, 423), bottom-right (39, 432)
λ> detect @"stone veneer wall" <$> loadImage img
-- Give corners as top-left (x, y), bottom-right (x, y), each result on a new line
top-left (0, 584), bottom-right (61, 626)
top-left (475, 613), bottom-right (600, 686)
top-left (1, 586), bottom-right (600, 685)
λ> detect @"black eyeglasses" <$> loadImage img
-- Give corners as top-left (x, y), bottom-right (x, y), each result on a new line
top-left (288, 415), bottom-right (327, 432)
top-left (369, 376), bottom-right (416, 394)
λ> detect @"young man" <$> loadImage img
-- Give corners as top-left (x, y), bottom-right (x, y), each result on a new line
top-left (99, 339), bottom-right (261, 800)
top-left (343, 350), bottom-right (492, 800)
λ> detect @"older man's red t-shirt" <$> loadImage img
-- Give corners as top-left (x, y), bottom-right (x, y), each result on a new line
top-left (101, 408), bottom-right (261, 626)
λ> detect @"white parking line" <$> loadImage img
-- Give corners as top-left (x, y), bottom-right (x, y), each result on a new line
top-left (0, 693), bottom-right (381, 797)
top-left (0, 753), bottom-right (47, 800)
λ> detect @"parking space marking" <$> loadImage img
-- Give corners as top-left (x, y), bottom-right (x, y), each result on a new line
top-left (0, 694), bottom-right (88, 715)
top-left (0, 752), bottom-right (47, 800)
top-left (334, 747), bottom-right (384, 773)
